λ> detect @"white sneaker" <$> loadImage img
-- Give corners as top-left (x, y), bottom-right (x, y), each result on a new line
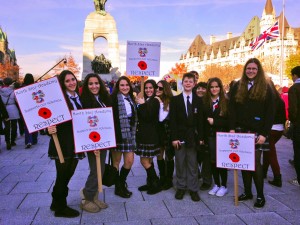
top-left (216, 186), bottom-right (228, 197)
top-left (208, 185), bottom-right (219, 195)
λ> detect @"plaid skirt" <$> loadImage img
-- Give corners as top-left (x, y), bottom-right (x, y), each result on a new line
top-left (136, 143), bottom-right (160, 158)
top-left (113, 141), bottom-right (136, 153)
top-left (235, 127), bottom-right (270, 151)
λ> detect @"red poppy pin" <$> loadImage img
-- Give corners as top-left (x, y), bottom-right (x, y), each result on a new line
top-left (89, 131), bottom-right (101, 142)
top-left (214, 104), bottom-right (219, 109)
top-left (138, 61), bottom-right (147, 70)
top-left (38, 107), bottom-right (52, 119)
top-left (229, 153), bottom-right (240, 163)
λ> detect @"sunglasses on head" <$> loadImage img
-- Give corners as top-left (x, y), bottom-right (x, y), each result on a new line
top-left (157, 86), bottom-right (164, 91)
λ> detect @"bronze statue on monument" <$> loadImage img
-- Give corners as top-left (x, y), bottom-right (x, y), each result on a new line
top-left (94, 0), bottom-right (107, 14)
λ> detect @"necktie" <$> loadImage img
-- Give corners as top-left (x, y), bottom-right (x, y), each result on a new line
top-left (125, 97), bottom-right (135, 126)
top-left (70, 96), bottom-right (82, 109)
top-left (187, 96), bottom-right (193, 117)
top-left (212, 99), bottom-right (219, 112)
top-left (248, 81), bottom-right (253, 91)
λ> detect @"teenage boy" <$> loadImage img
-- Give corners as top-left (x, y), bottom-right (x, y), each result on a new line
top-left (169, 72), bottom-right (204, 201)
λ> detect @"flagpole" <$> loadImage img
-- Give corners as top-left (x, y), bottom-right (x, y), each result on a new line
top-left (280, 0), bottom-right (285, 86)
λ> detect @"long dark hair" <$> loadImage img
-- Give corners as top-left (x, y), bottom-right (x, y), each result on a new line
top-left (58, 70), bottom-right (79, 109)
top-left (111, 76), bottom-right (134, 100)
top-left (81, 73), bottom-right (111, 107)
top-left (236, 58), bottom-right (268, 103)
top-left (157, 80), bottom-right (173, 111)
top-left (203, 77), bottom-right (228, 116)
top-left (144, 79), bottom-right (157, 99)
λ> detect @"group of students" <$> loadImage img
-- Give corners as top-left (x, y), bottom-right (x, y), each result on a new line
top-left (38, 57), bottom-right (290, 218)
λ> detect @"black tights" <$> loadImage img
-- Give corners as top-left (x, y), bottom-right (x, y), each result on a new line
top-left (211, 162), bottom-right (227, 187)
top-left (242, 151), bottom-right (264, 198)
top-left (52, 158), bottom-right (79, 209)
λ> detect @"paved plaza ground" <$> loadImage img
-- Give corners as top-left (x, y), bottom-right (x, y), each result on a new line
top-left (0, 133), bottom-right (299, 225)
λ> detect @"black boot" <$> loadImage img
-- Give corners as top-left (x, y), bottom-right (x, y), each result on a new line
top-left (138, 176), bottom-right (150, 191)
top-left (163, 160), bottom-right (174, 190)
top-left (268, 174), bottom-right (282, 187)
top-left (157, 159), bottom-right (166, 187)
top-left (115, 168), bottom-right (132, 198)
top-left (147, 165), bottom-right (162, 195)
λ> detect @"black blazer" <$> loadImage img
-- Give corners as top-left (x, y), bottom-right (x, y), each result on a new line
top-left (169, 92), bottom-right (204, 147)
top-left (229, 81), bottom-right (275, 137)
top-left (136, 97), bottom-right (160, 145)
top-left (48, 94), bottom-right (85, 159)
top-left (203, 99), bottom-right (229, 139)
top-left (288, 83), bottom-right (300, 126)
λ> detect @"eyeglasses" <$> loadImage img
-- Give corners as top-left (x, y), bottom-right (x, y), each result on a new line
top-left (246, 67), bottom-right (258, 71)
top-left (157, 86), bottom-right (164, 91)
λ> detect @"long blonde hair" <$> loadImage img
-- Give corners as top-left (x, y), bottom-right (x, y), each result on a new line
top-left (157, 80), bottom-right (173, 111)
top-left (235, 58), bottom-right (268, 103)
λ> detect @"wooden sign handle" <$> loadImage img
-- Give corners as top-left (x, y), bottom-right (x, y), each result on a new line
top-left (140, 76), bottom-right (145, 98)
top-left (52, 133), bottom-right (65, 163)
top-left (96, 153), bottom-right (103, 192)
top-left (234, 169), bottom-right (239, 206)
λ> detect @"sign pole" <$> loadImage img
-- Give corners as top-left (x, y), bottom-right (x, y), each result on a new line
top-left (96, 152), bottom-right (103, 192)
top-left (52, 133), bottom-right (65, 163)
top-left (234, 169), bottom-right (239, 206)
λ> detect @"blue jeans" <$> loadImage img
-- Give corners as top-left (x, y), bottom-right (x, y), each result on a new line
top-left (24, 125), bottom-right (38, 145)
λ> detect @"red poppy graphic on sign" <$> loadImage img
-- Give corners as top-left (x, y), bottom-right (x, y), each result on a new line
top-left (89, 131), bottom-right (101, 142)
top-left (38, 107), bottom-right (52, 119)
top-left (138, 61), bottom-right (147, 70)
top-left (229, 153), bottom-right (240, 163)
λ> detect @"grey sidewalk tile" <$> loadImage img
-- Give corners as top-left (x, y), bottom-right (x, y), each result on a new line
top-left (2, 171), bottom-right (41, 183)
top-left (126, 200), bottom-right (171, 221)
top-left (237, 212), bottom-right (292, 225)
top-left (141, 188), bottom-right (176, 201)
top-left (130, 167), bottom-right (146, 177)
top-left (272, 193), bottom-right (300, 210)
top-left (164, 199), bottom-right (213, 217)
top-left (241, 195), bottom-right (291, 212)
top-left (36, 171), bottom-right (56, 181)
top-left (29, 164), bottom-right (56, 173)
top-left (105, 188), bottom-right (144, 203)
top-left (201, 195), bottom-right (253, 215)
top-left (277, 210), bottom-right (300, 225)
top-left (19, 193), bottom-right (52, 209)
top-left (0, 194), bottom-right (26, 210)
top-left (81, 202), bottom-right (126, 224)
top-left (0, 164), bottom-right (33, 174)
top-left (195, 214), bottom-right (246, 225)
top-left (151, 216), bottom-right (199, 225)
top-left (127, 176), bottom-right (149, 188)
top-left (10, 180), bottom-right (53, 194)
top-left (33, 206), bottom-right (82, 225)
top-left (105, 220), bottom-right (151, 225)
top-left (0, 208), bottom-right (38, 225)
top-left (0, 181), bottom-right (17, 195)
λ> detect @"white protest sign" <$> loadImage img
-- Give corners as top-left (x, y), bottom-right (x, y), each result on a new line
top-left (72, 107), bottom-right (116, 153)
top-left (126, 40), bottom-right (161, 77)
top-left (14, 77), bottom-right (72, 133)
top-left (216, 132), bottom-right (255, 171)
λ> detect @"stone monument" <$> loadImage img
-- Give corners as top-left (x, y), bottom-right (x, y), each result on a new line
top-left (82, 0), bottom-right (120, 80)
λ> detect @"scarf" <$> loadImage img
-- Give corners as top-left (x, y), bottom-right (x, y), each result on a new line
top-left (117, 93), bottom-right (137, 145)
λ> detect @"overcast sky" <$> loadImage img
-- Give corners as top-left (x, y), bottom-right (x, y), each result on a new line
top-left (0, 0), bottom-right (298, 79)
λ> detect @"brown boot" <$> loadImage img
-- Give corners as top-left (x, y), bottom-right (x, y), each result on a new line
top-left (93, 192), bottom-right (108, 209)
top-left (80, 199), bottom-right (100, 213)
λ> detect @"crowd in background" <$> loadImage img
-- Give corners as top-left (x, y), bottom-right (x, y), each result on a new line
top-left (0, 59), bottom-right (299, 218)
